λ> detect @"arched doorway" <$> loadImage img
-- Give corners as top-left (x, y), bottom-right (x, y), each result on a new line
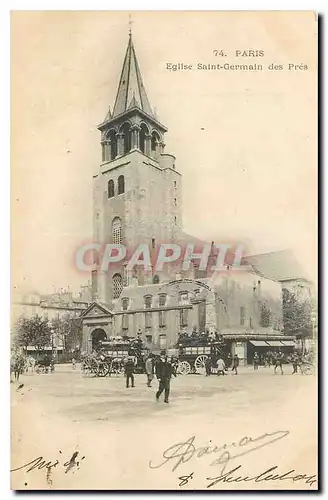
top-left (91, 328), bottom-right (107, 351)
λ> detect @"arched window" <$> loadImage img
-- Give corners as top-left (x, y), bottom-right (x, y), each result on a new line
top-left (159, 293), bottom-right (166, 307)
top-left (152, 275), bottom-right (160, 284)
top-left (121, 122), bottom-right (132, 154)
top-left (108, 179), bottom-right (114, 198)
top-left (112, 274), bottom-right (123, 299)
top-left (112, 217), bottom-right (122, 244)
top-left (118, 175), bottom-right (125, 195)
top-left (139, 123), bottom-right (149, 153)
top-left (151, 131), bottom-right (160, 152)
top-left (144, 295), bottom-right (152, 309)
top-left (108, 130), bottom-right (117, 161)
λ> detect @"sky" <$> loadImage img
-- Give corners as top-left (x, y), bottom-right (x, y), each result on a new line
top-left (11, 11), bottom-right (317, 294)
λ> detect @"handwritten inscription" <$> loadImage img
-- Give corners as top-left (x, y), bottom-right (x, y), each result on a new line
top-left (150, 430), bottom-right (289, 474)
top-left (11, 456), bottom-right (60, 474)
top-left (11, 452), bottom-right (85, 476)
top-left (206, 464), bottom-right (317, 488)
top-left (178, 472), bottom-right (194, 487)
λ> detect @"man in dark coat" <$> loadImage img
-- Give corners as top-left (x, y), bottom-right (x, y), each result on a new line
top-left (205, 356), bottom-right (212, 376)
top-left (125, 356), bottom-right (136, 388)
top-left (291, 352), bottom-right (300, 374)
top-left (155, 351), bottom-right (176, 403)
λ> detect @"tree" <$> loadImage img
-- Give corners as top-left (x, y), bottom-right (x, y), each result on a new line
top-left (15, 315), bottom-right (51, 353)
top-left (51, 313), bottom-right (83, 354)
top-left (65, 317), bottom-right (83, 353)
top-left (14, 316), bottom-right (34, 352)
top-left (282, 288), bottom-right (313, 338)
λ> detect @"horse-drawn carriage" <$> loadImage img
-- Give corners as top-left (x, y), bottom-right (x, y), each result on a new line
top-left (81, 336), bottom-right (150, 377)
top-left (35, 355), bottom-right (54, 374)
top-left (174, 333), bottom-right (227, 375)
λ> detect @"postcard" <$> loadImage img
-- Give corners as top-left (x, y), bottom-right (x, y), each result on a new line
top-left (11, 10), bottom-right (318, 490)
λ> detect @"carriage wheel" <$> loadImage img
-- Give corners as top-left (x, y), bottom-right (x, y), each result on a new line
top-left (194, 355), bottom-right (208, 375)
top-left (96, 363), bottom-right (110, 377)
top-left (83, 363), bottom-right (93, 376)
top-left (177, 361), bottom-right (191, 375)
top-left (84, 362), bottom-right (94, 376)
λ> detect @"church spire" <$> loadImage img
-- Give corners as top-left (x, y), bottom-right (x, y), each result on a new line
top-left (112, 34), bottom-right (154, 118)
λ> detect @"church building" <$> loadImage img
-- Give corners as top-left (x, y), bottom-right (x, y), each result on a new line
top-left (81, 34), bottom-right (296, 363)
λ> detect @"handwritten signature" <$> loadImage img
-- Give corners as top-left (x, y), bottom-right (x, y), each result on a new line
top-left (206, 464), bottom-right (317, 488)
top-left (149, 430), bottom-right (289, 474)
top-left (11, 451), bottom-right (85, 476)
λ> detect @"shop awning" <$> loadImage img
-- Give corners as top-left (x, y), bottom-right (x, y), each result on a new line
top-left (249, 340), bottom-right (269, 347)
top-left (266, 341), bottom-right (284, 347)
top-left (281, 340), bottom-right (296, 347)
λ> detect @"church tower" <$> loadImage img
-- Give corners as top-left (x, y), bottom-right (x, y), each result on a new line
top-left (92, 34), bottom-right (182, 305)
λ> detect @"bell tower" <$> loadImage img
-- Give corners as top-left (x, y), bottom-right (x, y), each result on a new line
top-left (92, 33), bottom-right (183, 305)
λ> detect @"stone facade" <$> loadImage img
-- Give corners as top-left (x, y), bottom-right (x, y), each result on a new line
top-left (81, 270), bottom-right (284, 361)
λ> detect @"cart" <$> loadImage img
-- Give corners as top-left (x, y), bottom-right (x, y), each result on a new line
top-left (175, 335), bottom-right (228, 375)
top-left (82, 337), bottom-right (149, 377)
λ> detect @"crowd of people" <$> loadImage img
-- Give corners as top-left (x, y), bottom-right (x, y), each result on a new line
top-left (252, 349), bottom-right (312, 375)
top-left (177, 328), bottom-right (224, 345)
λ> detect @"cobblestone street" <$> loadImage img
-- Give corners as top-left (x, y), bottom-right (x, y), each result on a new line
top-left (11, 364), bottom-right (317, 491)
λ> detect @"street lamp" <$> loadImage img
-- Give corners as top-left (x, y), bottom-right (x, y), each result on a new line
top-left (50, 329), bottom-right (54, 351)
top-left (50, 329), bottom-right (56, 361)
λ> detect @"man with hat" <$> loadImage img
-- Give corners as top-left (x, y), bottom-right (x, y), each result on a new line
top-left (155, 351), bottom-right (176, 403)
top-left (124, 355), bottom-right (136, 388)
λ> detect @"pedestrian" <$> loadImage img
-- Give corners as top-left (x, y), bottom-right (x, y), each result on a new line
top-left (145, 354), bottom-right (154, 387)
top-left (205, 356), bottom-right (212, 376)
top-left (155, 351), bottom-right (176, 403)
top-left (217, 357), bottom-right (225, 376)
top-left (72, 357), bottom-right (76, 370)
top-left (274, 351), bottom-right (284, 375)
top-left (125, 356), bottom-right (135, 388)
top-left (231, 354), bottom-right (239, 375)
top-left (253, 352), bottom-right (259, 370)
top-left (292, 352), bottom-right (299, 374)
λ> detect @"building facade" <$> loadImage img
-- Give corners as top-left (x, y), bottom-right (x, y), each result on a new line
top-left (81, 34), bottom-right (297, 363)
